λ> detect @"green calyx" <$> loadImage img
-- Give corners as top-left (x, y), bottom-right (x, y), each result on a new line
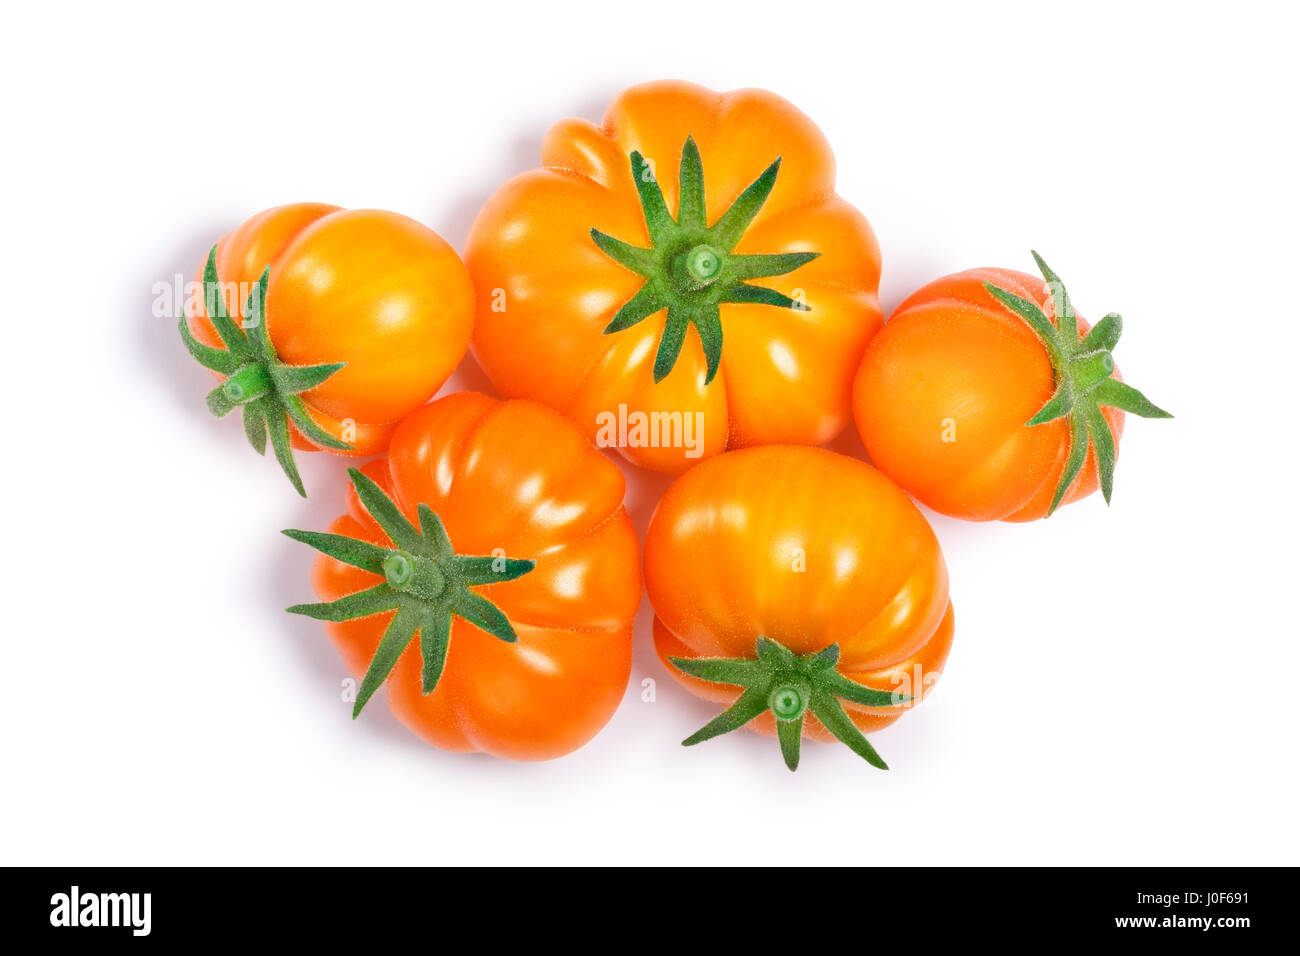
top-left (283, 468), bottom-right (537, 718)
top-left (669, 637), bottom-right (911, 772)
top-left (983, 252), bottom-right (1173, 515)
top-left (591, 136), bottom-right (821, 385)
top-left (178, 245), bottom-right (351, 497)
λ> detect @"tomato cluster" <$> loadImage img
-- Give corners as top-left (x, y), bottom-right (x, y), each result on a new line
top-left (178, 81), bottom-right (1168, 767)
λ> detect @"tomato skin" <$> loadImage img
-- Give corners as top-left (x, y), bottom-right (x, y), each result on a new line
top-left (186, 204), bottom-right (474, 456)
top-left (309, 393), bottom-right (641, 761)
top-left (467, 80), bottom-right (883, 474)
top-left (643, 446), bottom-right (952, 742)
top-left (852, 268), bottom-right (1124, 522)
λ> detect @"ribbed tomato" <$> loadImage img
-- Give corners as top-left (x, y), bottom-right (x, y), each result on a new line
top-left (283, 392), bottom-right (641, 761)
top-left (467, 80), bottom-right (882, 473)
top-left (644, 445), bottom-right (953, 770)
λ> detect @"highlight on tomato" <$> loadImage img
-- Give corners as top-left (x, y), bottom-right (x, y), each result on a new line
top-left (643, 445), bottom-right (953, 770)
top-left (466, 80), bottom-right (883, 473)
top-left (283, 392), bottom-right (641, 761)
top-left (180, 204), bottom-right (475, 495)
top-left (852, 253), bottom-right (1172, 522)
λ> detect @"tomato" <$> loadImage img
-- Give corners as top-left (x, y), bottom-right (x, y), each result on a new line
top-left (181, 203), bottom-right (474, 495)
top-left (643, 445), bottom-right (953, 770)
top-left (284, 392), bottom-right (641, 761)
top-left (466, 80), bottom-right (882, 474)
top-left (852, 254), bottom-right (1172, 521)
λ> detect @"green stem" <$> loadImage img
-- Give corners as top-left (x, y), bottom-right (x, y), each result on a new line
top-left (221, 364), bottom-right (273, 404)
top-left (983, 252), bottom-right (1173, 514)
top-left (669, 637), bottom-right (909, 771)
top-left (285, 468), bottom-right (537, 715)
top-left (1069, 350), bottom-right (1114, 392)
top-left (177, 247), bottom-right (354, 496)
top-left (676, 243), bottom-right (723, 288)
top-left (383, 551), bottom-right (446, 601)
top-left (590, 136), bottom-right (822, 384)
top-left (768, 682), bottom-right (809, 720)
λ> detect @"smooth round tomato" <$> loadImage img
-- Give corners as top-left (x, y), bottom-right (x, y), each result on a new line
top-left (853, 257), bottom-right (1171, 521)
top-left (467, 80), bottom-right (882, 473)
top-left (288, 392), bottom-right (641, 761)
top-left (183, 203), bottom-right (474, 493)
top-left (643, 445), bottom-right (953, 769)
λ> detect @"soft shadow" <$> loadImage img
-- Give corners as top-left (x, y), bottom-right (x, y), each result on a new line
top-left (618, 463), bottom-right (676, 696)
top-left (439, 83), bottom-right (625, 250)
top-left (258, 480), bottom-right (438, 756)
top-left (135, 221), bottom-right (231, 415)
top-left (440, 127), bottom-right (542, 249)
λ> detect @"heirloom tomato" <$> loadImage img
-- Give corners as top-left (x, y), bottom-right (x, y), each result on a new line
top-left (467, 80), bottom-right (882, 473)
top-left (284, 393), bottom-right (641, 761)
top-left (853, 254), bottom-right (1171, 521)
top-left (181, 203), bottom-right (474, 495)
top-left (643, 445), bottom-right (953, 770)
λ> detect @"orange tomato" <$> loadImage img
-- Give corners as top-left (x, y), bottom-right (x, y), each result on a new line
top-left (643, 445), bottom-right (953, 770)
top-left (285, 392), bottom-right (641, 761)
top-left (181, 203), bottom-right (474, 494)
top-left (853, 255), bottom-right (1171, 521)
top-left (467, 80), bottom-right (882, 473)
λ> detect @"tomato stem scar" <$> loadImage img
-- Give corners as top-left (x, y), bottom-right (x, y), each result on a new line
top-left (768, 683), bottom-right (808, 720)
top-left (678, 244), bottom-right (723, 286)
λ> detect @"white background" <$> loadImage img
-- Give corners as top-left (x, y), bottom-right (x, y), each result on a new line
top-left (4, 1), bottom-right (1297, 865)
